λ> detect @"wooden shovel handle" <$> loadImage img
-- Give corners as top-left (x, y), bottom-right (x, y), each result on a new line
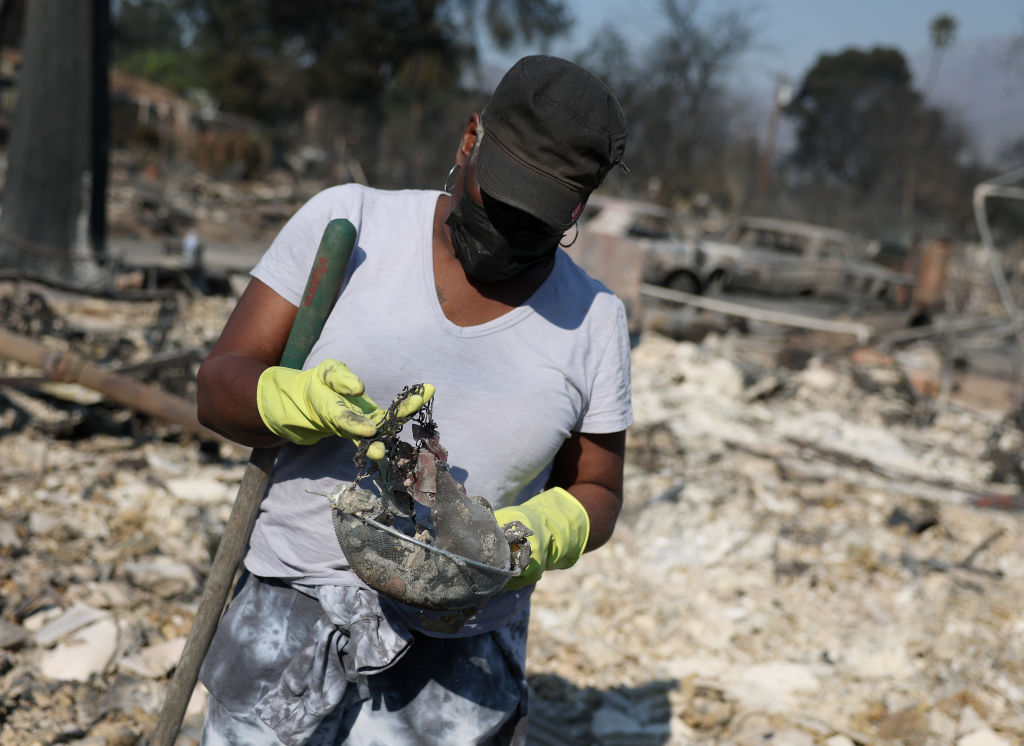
top-left (150, 218), bottom-right (357, 746)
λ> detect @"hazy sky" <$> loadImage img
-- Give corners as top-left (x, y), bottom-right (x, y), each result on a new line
top-left (482, 0), bottom-right (1024, 165)
top-left (556, 0), bottom-right (1021, 86)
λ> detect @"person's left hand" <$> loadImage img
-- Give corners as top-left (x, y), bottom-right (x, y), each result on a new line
top-left (493, 487), bottom-right (590, 591)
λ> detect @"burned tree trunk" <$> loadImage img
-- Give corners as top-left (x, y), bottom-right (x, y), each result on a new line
top-left (0, 0), bottom-right (91, 279)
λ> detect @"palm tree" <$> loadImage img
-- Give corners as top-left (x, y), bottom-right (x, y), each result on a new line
top-left (925, 14), bottom-right (957, 94)
top-left (902, 13), bottom-right (958, 220)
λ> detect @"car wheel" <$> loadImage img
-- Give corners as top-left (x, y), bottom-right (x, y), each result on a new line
top-left (666, 271), bottom-right (701, 296)
top-left (704, 271), bottom-right (726, 296)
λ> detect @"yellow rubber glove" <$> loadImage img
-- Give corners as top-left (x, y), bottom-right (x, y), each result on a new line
top-left (256, 359), bottom-right (433, 455)
top-left (493, 487), bottom-right (591, 591)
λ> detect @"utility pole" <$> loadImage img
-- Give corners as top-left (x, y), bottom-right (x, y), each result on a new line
top-left (756, 76), bottom-right (791, 200)
top-left (903, 14), bottom-right (957, 224)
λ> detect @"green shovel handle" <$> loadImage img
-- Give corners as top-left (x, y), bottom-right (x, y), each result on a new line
top-left (151, 218), bottom-right (357, 746)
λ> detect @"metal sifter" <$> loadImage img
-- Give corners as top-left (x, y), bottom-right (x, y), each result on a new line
top-left (313, 386), bottom-right (532, 611)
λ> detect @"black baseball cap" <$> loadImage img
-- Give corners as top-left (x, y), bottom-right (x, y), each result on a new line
top-left (476, 55), bottom-right (629, 231)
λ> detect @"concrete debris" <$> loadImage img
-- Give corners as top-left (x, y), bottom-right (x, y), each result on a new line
top-left (0, 620), bottom-right (28, 650)
top-left (118, 636), bottom-right (187, 679)
top-left (824, 737), bottom-right (856, 746)
top-left (0, 519), bottom-right (22, 550)
top-left (38, 617), bottom-right (119, 682)
top-left (33, 603), bottom-right (110, 647)
top-left (164, 476), bottom-right (233, 503)
top-left (1, 270), bottom-right (1024, 743)
top-left (120, 557), bottom-right (200, 598)
top-left (530, 330), bottom-right (1024, 745)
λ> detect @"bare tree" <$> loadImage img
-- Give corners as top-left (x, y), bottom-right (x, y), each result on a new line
top-left (0, 0), bottom-right (91, 279)
top-left (572, 0), bottom-right (752, 204)
top-left (635, 0), bottom-right (751, 202)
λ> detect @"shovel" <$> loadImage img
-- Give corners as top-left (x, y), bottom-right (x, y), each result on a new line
top-left (150, 218), bottom-right (357, 746)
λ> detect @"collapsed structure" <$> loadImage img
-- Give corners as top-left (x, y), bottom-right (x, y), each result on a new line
top-left (0, 169), bottom-right (1022, 744)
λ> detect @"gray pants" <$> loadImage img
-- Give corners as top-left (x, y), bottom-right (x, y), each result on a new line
top-left (199, 574), bottom-right (529, 745)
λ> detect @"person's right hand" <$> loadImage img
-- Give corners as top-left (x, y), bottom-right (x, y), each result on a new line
top-left (256, 359), bottom-right (433, 452)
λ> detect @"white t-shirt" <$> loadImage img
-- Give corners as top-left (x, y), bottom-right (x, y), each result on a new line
top-left (244, 184), bottom-right (632, 634)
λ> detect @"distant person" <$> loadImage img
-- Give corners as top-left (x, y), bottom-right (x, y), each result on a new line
top-left (195, 55), bottom-right (632, 744)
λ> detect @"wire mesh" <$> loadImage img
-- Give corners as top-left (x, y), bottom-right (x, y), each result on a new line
top-left (332, 508), bottom-right (517, 610)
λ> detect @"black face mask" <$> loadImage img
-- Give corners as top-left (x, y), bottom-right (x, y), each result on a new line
top-left (445, 190), bottom-right (561, 284)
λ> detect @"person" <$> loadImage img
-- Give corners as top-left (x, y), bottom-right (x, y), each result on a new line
top-left (195, 54), bottom-right (632, 745)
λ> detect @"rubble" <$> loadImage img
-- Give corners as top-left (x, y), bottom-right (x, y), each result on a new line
top-left (529, 331), bottom-right (1024, 745)
top-left (0, 246), bottom-right (1023, 743)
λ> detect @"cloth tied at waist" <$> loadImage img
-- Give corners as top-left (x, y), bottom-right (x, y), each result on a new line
top-left (253, 583), bottom-right (414, 745)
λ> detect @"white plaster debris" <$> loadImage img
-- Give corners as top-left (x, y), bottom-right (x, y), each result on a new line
top-left (823, 737), bottom-right (856, 746)
top-left (0, 519), bottom-right (22, 550)
top-left (164, 476), bottom-right (233, 503)
top-left (959, 728), bottom-right (1013, 746)
top-left (38, 617), bottom-right (119, 682)
top-left (528, 331), bottom-right (1024, 745)
top-left (722, 662), bottom-right (824, 712)
top-left (120, 556), bottom-right (200, 598)
top-left (119, 636), bottom-right (188, 678)
top-left (21, 606), bottom-right (63, 633)
top-left (2, 283), bottom-right (1023, 743)
top-left (33, 603), bottom-right (110, 647)
top-left (759, 729), bottom-right (817, 746)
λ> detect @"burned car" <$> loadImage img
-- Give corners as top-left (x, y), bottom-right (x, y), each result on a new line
top-left (695, 217), bottom-right (915, 302)
top-left (577, 196), bottom-right (721, 296)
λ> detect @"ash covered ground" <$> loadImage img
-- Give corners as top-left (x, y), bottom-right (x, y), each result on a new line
top-left (0, 173), bottom-right (1022, 744)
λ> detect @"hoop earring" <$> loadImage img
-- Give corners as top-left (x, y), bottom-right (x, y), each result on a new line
top-left (443, 164), bottom-right (461, 193)
top-left (560, 222), bottom-right (580, 248)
